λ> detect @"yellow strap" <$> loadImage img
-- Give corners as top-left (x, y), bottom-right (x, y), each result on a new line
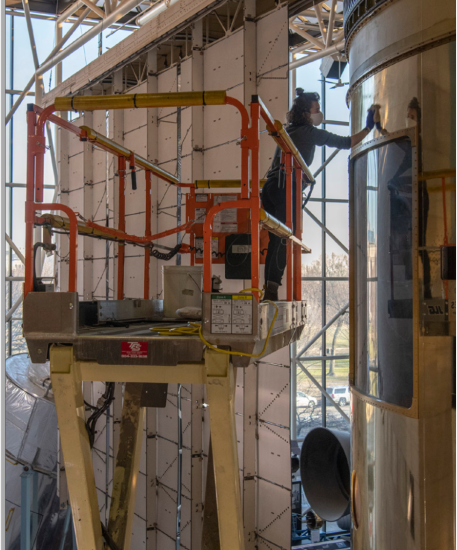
top-left (150, 288), bottom-right (278, 358)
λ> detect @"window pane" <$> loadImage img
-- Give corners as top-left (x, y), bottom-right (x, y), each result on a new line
top-left (6, 15), bottom-right (12, 89)
top-left (5, 322), bottom-right (10, 358)
top-left (11, 320), bottom-right (27, 356)
top-left (13, 17), bottom-right (36, 90)
top-left (11, 188), bottom-right (26, 254)
top-left (326, 359), bottom-right (350, 432)
top-left (12, 98), bottom-right (28, 184)
top-left (353, 138), bottom-right (414, 408)
top-left (298, 280), bottom-right (322, 356)
top-left (296, 360), bottom-right (322, 440)
top-left (325, 201), bottom-right (349, 257)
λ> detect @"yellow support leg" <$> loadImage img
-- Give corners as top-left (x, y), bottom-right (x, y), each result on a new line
top-left (108, 383), bottom-right (145, 550)
top-left (49, 345), bottom-right (104, 550)
top-left (205, 350), bottom-right (245, 550)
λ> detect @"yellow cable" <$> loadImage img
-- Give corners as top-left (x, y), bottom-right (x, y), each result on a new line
top-left (5, 508), bottom-right (15, 531)
top-left (150, 288), bottom-right (278, 358)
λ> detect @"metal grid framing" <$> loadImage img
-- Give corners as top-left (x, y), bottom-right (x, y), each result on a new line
top-left (290, 72), bottom-right (351, 445)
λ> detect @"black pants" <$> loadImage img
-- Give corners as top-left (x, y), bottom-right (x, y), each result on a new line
top-left (261, 176), bottom-right (297, 286)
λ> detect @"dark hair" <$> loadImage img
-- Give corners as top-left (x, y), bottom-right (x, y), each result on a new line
top-left (286, 88), bottom-right (320, 126)
top-left (407, 96), bottom-right (421, 124)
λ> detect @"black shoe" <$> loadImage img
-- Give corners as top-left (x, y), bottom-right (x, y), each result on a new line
top-left (263, 281), bottom-right (279, 301)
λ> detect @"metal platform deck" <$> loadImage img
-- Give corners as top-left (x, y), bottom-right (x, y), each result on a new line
top-left (23, 292), bottom-right (307, 368)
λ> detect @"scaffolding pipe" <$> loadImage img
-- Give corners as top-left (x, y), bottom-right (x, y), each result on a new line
top-left (295, 361), bottom-right (350, 423)
top-left (6, 295), bottom-right (23, 323)
top-left (35, 0), bottom-right (150, 77)
top-left (297, 303), bottom-right (349, 359)
top-left (326, 0), bottom-right (337, 47)
top-left (6, 233), bottom-right (25, 264)
top-left (56, 0), bottom-right (84, 23)
top-left (290, 23), bottom-right (325, 49)
top-left (5, 7), bottom-right (91, 124)
top-left (79, 0), bottom-right (106, 19)
top-left (289, 40), bottom-right (345, 70)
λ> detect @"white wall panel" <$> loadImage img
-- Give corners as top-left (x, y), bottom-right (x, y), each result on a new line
top-left (257, 6), bottom-right (289, 178)
top-left (203, 31), bottom-right (244, 180)
top-left (257, 478), bottom-right (291, 550)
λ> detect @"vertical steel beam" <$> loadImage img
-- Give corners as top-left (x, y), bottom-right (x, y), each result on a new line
top-left (57, 118), bottom-right (70, 288)
top-left (111, 68), bottom-right (124, 301)
top-left (112, 382), bottom-right (123, 459)
top-left (321, 76), bottom-right (327, 428)
top-left (7, 13), bottom-right (14, 357)
top-left (83, 106), bottom-right (94, 300)
top-left (20, 468), bottom-right (33, 550)
top-left (191, 382), bottom-right (204, 548)
top-left (190, 23), bottom-right (205, 546)
top-left (176, 384), bottom-right (183, 548)
top-left (31, 471), bottom-right (38, 545)
top-left (108, 383), bottom-right (145, 550)
top-left (146, 403), bottom-right (157, 550)
top-left (290, 343), bottom-right (297, 440)
top-left (145, 51), bottom-right (159, 550)
top-left (117, 155), bottom-right (126, 300)
top-left (243, 0), bottom-right (257, 102)
top-left (146, 49), bottom-right (159, 298)
top-left (243, 364), bottom-right (258, 549)
top-left (191, 21), bottom-right (204, 182)
top-left (205, 350), bottom-right (245, 550)
top-left (49, 345), bottom-right (104, 550)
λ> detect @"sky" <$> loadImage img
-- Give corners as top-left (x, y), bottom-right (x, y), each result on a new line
top-left (295, 57), bottom-right (350, 269)
top-left (5, 13), bottom-right (132, 251)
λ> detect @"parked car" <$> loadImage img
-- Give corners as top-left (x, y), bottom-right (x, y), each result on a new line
top-left (330, 386), bottom-right (350, 406)
top-left (297, 391), bottom-right (317, 408)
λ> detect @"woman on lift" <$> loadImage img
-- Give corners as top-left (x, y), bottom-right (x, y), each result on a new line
top-left (262, 87), bottom-right (376, 301)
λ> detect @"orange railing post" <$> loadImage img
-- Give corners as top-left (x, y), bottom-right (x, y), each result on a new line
top-left (285, 152), bottom-right (293, 302)
top-left (250, 99), bottom-right (261, 299)
top-left (25, 108), bottom-right (37, 297)
top-left (117, 156), bottom-right (126, 300)
top-left (30, 203), bottom-right (78, 292)
top-left (294, 166), bottom-right (303, 301)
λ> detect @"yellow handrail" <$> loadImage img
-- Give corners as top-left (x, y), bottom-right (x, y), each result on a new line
top-left (259, 209), bottom-right (311, 252)
top-left (55, 91), bottom-right (227, 112)
top-left (194, 179), bottom-right (267, 189)
top-left (80, 126), bottom-right (179, 185)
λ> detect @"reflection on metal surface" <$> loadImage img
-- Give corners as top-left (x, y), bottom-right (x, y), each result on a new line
top-left (352, 135), bottom-right (415, 409)
top-left (5, 354), bottom-right (72, 549)
top-left (347, 0), bottom-right (455, 547)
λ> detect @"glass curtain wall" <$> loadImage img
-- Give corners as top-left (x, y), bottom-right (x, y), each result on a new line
top-left (4, 11), bottom-right (131, 357)
top-left (292, 60), bottom-right (351, 443)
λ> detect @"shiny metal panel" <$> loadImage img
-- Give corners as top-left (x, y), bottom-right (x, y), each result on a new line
top-left (348, 2), bottom-right (455, 548)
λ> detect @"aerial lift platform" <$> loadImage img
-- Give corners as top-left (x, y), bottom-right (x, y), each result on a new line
top-left (23, 91), bottom-right (314, 550)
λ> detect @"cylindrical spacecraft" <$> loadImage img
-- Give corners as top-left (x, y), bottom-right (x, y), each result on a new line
top-left (344, 0), bottom-right (456, 548)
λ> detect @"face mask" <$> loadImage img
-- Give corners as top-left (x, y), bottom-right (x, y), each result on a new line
top-left (405, 117), bottom-right (417, 128)
top-left (310, 112), bottom-right (324, 126)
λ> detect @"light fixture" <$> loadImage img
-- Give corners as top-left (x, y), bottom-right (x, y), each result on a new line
top-left (136, 0), bottom-right (180, 27)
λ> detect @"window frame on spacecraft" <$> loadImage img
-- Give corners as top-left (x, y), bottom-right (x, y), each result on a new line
top-left (348, 127), bottom-right (420, 419)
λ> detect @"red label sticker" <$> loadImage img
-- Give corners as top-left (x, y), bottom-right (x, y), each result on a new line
top-left (121, 341), bottom-right (148, 358)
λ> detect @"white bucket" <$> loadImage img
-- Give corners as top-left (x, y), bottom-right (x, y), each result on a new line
top-left (162, 265), bottom-right (204, 318)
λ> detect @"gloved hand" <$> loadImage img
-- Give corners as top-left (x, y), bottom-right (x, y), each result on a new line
top-left (366, 107), bottom-right (375, 130)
